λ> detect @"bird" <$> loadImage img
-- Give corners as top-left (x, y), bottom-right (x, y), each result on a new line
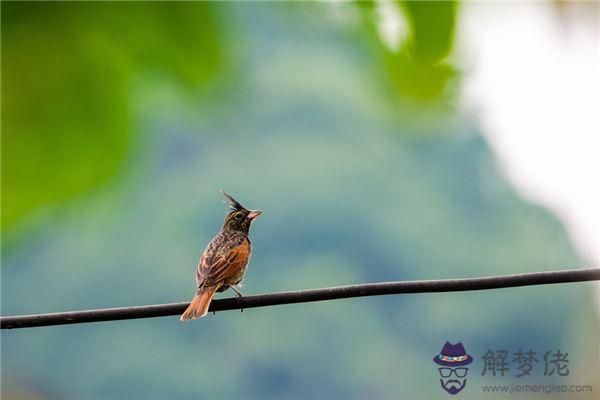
top-left (180, 191), bottom-right (262, 321)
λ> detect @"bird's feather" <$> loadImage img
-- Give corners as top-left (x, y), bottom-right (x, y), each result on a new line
top-left (203, 240), bottom-right (251, 287)
top-left (221, 190), bottom-right (247, 212)
top-left (180, 286), bottom-right (219, 321)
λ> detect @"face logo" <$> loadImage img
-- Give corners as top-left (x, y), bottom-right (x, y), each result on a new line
top-left (433, 342), bottom-right (473, 395)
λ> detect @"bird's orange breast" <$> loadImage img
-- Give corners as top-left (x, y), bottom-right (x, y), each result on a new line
top-left (200, 236), bottom-right (251, 288)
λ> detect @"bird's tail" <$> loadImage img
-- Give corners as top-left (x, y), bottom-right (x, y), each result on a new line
top-left (180, 287), bottom-right (218, 321)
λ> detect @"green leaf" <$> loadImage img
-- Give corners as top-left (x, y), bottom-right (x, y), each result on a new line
top-left (1, 2), bottom-right (222, 232)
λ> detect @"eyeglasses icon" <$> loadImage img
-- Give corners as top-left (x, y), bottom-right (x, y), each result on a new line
top-left (439, 367), bottom-right (468, 378)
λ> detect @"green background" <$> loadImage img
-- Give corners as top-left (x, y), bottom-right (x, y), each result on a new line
top-left (2, 2), bottom-right (597, 399)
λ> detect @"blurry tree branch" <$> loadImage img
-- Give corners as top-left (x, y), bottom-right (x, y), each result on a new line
top-left (2, 268), bottom-right (598, 329)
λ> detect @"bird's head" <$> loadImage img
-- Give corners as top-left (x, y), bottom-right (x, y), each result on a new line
top-left (221, 191), bottom-right (262, 233)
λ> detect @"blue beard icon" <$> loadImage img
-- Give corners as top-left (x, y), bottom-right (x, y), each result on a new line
top-left (440, 378), bottom-right (467, 395)
top-left (433, 342), bottom-right (473, 395)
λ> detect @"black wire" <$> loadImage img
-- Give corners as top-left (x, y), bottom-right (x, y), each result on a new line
top-left (2, 268), bottom-right (598, 329)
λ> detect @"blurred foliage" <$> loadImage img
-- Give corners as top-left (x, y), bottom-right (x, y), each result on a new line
top-left (401, 1), bottom-right (457, 64)
top-left (358, 0), bottom-right (458, 102)
top-left (1, 1), bottom-right (460, 235)
top-left (392, 0), bottom-right (458, 100)
top-left (1, 2), bottom-right (222, 233)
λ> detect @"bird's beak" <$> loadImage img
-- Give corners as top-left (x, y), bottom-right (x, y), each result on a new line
top-left (247, 210), bottom-right (262, 220)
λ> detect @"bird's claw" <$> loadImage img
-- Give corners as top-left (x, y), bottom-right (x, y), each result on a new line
top-left (229, 286), bottom-right (244, 312)
top-left (236, 294), bottom-right (244, 313)
top-left (231, 286), bottom-right (244, 298)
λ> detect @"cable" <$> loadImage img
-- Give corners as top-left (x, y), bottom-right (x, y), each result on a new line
top-left (1, 268), bottom-right (598, 329)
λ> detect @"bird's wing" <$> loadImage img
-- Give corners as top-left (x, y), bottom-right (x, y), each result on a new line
top-left (196, 239), bottom-right (250, 288)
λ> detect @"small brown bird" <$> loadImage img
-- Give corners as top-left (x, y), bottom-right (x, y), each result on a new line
top-left (180, 191), bottom-right (262, 321)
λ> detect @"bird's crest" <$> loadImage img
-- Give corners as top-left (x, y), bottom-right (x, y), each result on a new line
top-left (221, 190), bottom-right (247, 212)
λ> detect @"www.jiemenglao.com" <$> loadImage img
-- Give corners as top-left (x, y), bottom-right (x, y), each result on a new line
top-left (481, 383), bottom-right (593, 394)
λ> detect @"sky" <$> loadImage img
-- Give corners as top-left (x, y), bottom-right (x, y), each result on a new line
top-left (458, 1), bottom-right (598, 266)
top-left (376, 1), bottom-right (598, 265)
